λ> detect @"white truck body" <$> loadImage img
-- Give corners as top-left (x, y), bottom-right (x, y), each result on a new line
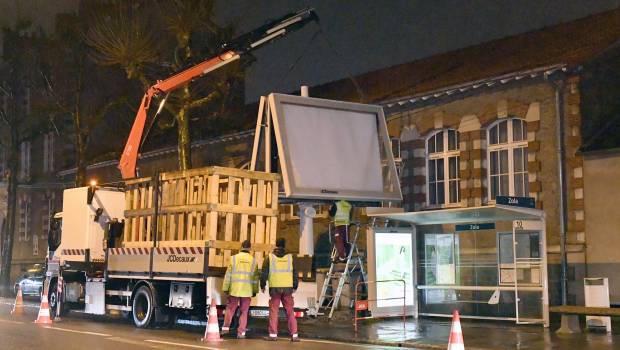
top-left (55, 187), bottom-right (125, 263)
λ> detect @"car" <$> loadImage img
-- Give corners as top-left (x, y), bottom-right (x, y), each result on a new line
top-left (14, 264), bottom-right (45, 298)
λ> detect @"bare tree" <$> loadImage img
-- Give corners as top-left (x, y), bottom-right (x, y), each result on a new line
top-left (42, 12), bottom-right (129, 186)
top-left (0, 22), bottom-right (47, 296)
top-left (84, 0), bottom-right (245, 172)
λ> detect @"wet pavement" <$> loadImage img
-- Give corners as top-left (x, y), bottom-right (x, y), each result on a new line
top-left (0, 297), bottom-right (404, 350)
top-left (1, 297), bottom-right (619, 349)
top-left (288, 311), bottom-right (620, 349)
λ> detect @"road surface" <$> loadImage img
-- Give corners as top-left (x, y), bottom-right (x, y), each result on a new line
top-left (0, 297), bottom-right (403, 350)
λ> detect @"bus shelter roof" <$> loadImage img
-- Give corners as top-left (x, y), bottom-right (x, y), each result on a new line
top-left (367, 204), bottom-right (544, 226)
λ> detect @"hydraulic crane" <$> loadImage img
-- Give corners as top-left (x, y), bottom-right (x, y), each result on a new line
top-left (118, 8), bottom-right (318, 179)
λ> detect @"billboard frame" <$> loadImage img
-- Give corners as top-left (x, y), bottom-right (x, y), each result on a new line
top-left (258, 93), bottom-right (401, 202)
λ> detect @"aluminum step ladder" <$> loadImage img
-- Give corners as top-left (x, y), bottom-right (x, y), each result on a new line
top-left (316, 223), bottom-right (366, 319)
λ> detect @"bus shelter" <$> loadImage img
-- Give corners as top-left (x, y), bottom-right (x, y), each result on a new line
top-left (367, 204), bottom-right (549, 326)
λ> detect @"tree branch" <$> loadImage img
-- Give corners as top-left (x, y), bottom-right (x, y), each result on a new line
top-left (188, 91), bottom-right (219, 110)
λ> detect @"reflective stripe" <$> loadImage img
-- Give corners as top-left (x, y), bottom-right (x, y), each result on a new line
top-left (270, 254), bottom-right (292, 273)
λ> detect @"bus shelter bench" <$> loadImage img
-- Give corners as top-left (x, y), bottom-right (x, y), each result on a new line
top-left (550, 306), bottom-right (620, 334)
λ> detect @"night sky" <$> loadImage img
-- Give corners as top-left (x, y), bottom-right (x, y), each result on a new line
top-left (215, 0), bottom-right (620, 102)
top-left (1, 0), bottom-right (619, 102)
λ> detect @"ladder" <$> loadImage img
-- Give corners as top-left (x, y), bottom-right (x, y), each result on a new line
top-left (316, 223), bottom-right (366, 319)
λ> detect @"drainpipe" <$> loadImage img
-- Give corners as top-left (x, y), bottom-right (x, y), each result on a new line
top-left (552, 77), bottom-right (569, 306)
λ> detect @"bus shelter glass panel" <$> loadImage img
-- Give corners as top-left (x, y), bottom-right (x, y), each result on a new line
top-left (417, 223), bottom-right (544, 322)
top-left (511, 223), bottom-right (545, 323)
top-left (418, 228), bottom-right (514, 318)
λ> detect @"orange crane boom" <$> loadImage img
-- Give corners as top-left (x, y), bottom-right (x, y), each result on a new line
top-left (119, 8), bottom-right (317, 179)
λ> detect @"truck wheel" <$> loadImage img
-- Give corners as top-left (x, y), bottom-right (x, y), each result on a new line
top-left (132, 286), bottom-right (155, 328)
top-left (48, 281), bottom-right (67, 318)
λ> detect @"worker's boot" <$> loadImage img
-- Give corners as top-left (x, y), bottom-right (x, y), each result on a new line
top-left (291, 334), bottom-right (300, 342)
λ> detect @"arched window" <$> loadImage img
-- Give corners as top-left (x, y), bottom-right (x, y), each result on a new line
top-left (426, 129), bottom-right (460, 206)
top-left (487, 118), bottom-right (528, 200)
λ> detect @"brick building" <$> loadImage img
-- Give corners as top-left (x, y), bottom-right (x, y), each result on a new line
top-left (310, 8), bottom-right (620, 308)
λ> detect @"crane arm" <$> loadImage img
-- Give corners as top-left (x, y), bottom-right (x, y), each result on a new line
top-left (119, 8), bottom-right (317, 179)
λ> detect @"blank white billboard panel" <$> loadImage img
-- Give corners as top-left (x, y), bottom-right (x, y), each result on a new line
top-left (269, 93), bottom-right (401, 201)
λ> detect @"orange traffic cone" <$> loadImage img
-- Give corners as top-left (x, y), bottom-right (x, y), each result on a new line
top-left (34, 292), bottom-right (53, 325)
top-left (447, 310), bottom-right (464, 350)
top-left (11, 286), bottom-right (24, 316)
top-left (201, 298), bottom-right (222, 342)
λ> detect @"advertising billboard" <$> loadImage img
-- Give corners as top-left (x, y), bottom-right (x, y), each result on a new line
top-left (366, 227), bottom-right (415, 317)
top-left (268, 93), bottom-right (402, 202)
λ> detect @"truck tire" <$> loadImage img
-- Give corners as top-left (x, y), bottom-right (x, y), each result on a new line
top-left (48, 280), bottom-right (68, 319)
top-left (132, 285), bottom-right (155, 328)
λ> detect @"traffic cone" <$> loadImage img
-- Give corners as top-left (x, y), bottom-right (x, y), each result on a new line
top-left (201, 298), bottom-right (222, 342)
top-left (447, 310), bottom-right (464, 350)
top-left (34, 292), bottom-right (53, 325)
top-left (11, 285), bottom-right (24, 316)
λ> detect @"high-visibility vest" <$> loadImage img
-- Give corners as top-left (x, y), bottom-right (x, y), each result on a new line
top-left (268, 253), bottom-right (293, 288)
top-left (334, 200), bottom-right (352, 226)
top-left (223, 252), bottom-right (258, 297)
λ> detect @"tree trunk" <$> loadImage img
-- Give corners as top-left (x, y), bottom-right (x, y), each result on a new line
top-left (0, 130), bottom-right (19, 296)
top-left (74, 111), bottom-right (87, 186)
top-left (75, 134), bottom-right (87, 186)
top-left (177, 85), bottom-right (192, 171)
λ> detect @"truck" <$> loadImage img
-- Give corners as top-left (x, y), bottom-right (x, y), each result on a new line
top-left (47, 167), bottom-right (293, 327)
top-left (44, 8), bottom-right (319, 328)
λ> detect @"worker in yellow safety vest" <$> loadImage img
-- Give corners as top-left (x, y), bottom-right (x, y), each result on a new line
top-left (260, 238), bottom-right (299, 342)
top-left (329, 200), bottom-right (352, 261)
top-left (222, 240), bottom-right (259, 339)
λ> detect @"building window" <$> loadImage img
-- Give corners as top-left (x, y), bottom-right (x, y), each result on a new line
top-left (18, 195), bottom-right (31, 242)
top-left (487, 119), bottom-right (528, 200)
top-left (19, 141), bottom-right (31, 180)
top-left (426, 129), bottom-right (460, 206)
top-left (43, 132), bottom-right (54, 173)
top-left (33, 234), bottom-right (38, 256)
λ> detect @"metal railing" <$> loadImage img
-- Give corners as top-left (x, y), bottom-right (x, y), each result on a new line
top-left (354, 279), bottom-right (406, 332)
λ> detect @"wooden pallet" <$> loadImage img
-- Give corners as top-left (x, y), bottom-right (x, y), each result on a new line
top-left (123, 166), bottom-right (280, 267)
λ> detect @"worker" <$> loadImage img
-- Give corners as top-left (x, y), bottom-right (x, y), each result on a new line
top-left (222, 239), bottom-right (259, 339)
top-left (329, 200), bottom-right (352, 262)
top-left (260, 238), bottom-right (299, 342)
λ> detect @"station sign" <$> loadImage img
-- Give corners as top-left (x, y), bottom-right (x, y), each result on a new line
top-left (495, 196), bottom-right (535, 209)
top-left (455, 223), bottom-right (496, 231)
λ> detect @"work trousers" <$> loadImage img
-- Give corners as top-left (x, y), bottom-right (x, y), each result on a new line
top-left (223, 295), bottom-right (251, 336)
top-left (332, 225), bottom-right (349, 259)
top-left (268, 291), bottom-right (298, 337)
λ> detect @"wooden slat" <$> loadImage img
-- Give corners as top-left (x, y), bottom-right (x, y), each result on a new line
top-left (269, 180), bottom-right (279, 245)
top-left (239, 178), bottom-right (251, 242)
top-left (123, 189), bottom-right (132, 242)
top-left (254, 180), bottom-right (266, 246)
top-left (122, 166), bottom-right (280, 270)
top-left (223, 177), bottom-right (236, 263)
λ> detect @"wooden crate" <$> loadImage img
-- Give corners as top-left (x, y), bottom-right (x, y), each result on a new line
top-left (123, 166), bottom-right (280, 268)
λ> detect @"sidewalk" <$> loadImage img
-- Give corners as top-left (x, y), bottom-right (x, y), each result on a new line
top-left (254, 314), bottom-right (620, 349)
